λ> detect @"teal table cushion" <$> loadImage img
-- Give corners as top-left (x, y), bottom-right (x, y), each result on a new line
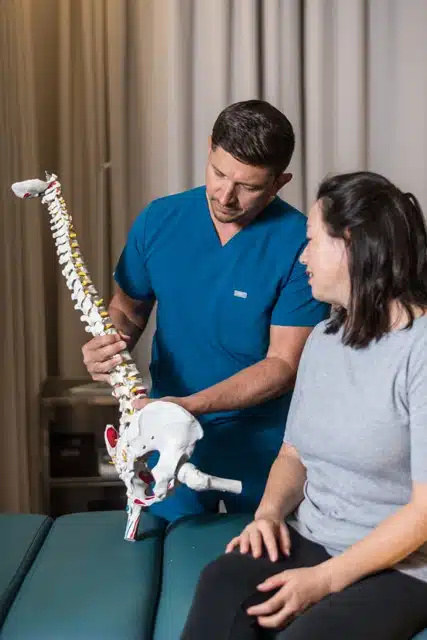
top-left (414, 631), bottom-right (427, 639)
top-left (0, 513), bottom-right (52, 627)
top-left (2, 510), bottom-right (165, 640)
top-left (153, 513), bottom-right (252, 640)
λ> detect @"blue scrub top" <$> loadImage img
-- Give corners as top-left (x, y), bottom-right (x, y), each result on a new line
top-left (114, 186), bottom-right (329, 454)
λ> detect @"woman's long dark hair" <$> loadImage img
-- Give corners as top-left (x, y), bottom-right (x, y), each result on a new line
top-left (318, 171), bottom-right (427, 348)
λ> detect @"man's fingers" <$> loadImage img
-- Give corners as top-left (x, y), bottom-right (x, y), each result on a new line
top-left (83, 341), bottom-right (126, 376)
top-left (83, 334), bottom-right (121, 352)
top-left (96, 341), bottom-right (127, 362)
top-left (92, 373), bottom-right (112, 384)
top-left (81, 330), bottom-right (132, 383)
top-left (82, 335), bottom-right (125, 368)
top-left (90, 356), bottom-right (122, 374)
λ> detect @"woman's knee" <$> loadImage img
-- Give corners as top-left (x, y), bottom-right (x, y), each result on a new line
top-left (196, 553), bottom-right (245, 594)
top-left (195, 551), bottom-right (270, 606)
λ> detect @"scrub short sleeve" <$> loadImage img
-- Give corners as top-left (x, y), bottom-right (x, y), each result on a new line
top-left (113, 204), bottom-right (155, 301)
top-left (271, 243), bottom-right (329, 327)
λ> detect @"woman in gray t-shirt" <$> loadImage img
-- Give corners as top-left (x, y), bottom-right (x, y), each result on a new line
top-left (182, 171), bottom-right (427, 640)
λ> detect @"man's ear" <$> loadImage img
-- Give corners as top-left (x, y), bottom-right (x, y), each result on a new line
top-left (208, 135), bottom-right (212, 154)
top-left (274, 172), bottom-right (293, 192)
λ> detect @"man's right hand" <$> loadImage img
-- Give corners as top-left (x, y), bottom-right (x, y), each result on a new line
top-left (82, 333), bottom-right (130, 383)
top-left (225, 516), bottom-right (291, 562)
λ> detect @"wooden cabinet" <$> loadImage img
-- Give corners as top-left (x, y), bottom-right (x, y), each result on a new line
top-left (40, 377), bottom-right (126, 517)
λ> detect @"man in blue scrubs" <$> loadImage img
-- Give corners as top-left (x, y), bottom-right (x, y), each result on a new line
top-left (82, 100), bottom-right (329, 521)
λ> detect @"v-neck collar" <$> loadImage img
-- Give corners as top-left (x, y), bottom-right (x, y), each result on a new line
top-left (202, 193), bottom-right (245, 249)
top-left (205, 192), bottom-right (256, 249)
top-left (210, 221), bottom-right (245, 248)
top-left (202, 191), bottom-right (279, 249)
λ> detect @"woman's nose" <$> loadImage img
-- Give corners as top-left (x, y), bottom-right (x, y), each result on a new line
top-left (299, 247), bottom-right (307, 265)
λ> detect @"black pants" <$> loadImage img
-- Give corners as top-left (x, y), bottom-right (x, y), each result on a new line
top-left (182, 528), bottom-right (427, 640)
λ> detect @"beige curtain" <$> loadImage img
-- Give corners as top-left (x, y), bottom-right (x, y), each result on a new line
top-left (56, 0), bottom-right (171, 378)
top-left (167, 0), bottom-right (305, 206)
top-left (0, 0), bottom-right (47, 512)
top-left (2, 0), bottom-right (427, 512)
top-left (304, 0), bottom-right (427, 205)
top-left (56, 0), bottom-right (111, 376)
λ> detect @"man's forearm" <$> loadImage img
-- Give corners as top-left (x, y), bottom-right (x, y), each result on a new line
top-left (255, 445), bottom-right (306, 521)
top-left (108, 303), bottom-right (144, 352)
top-left (185, 356), bottom-right (296, 415)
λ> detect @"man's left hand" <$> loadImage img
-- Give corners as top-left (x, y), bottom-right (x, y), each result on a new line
top-left (246, 565), bottom-right (332, 629)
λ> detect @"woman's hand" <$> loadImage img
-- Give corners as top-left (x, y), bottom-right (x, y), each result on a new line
top-left (246, 565), bottom-right (332, 629)
top-left (225, 516), bottom-right (291, 562)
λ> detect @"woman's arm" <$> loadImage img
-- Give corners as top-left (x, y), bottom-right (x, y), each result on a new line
top-left (255, 442), bottom-right (307, 521)
top-left (322, 330), bottom-right (427, 591)
top-left (225, 442), bottom-right (307, 561)
top-left (321, 483), bottom-right (427, 592)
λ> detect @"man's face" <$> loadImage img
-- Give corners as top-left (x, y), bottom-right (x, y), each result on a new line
top-left (205, 143), bottom-right (291, 226)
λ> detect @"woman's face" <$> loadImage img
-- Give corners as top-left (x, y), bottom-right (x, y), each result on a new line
top-left (300, 200), bottom-right (350, 308)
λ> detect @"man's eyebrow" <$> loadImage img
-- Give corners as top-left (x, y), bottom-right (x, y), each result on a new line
top-left (211, 163), bottom-right (225, 175)
top-left (211, 162), bottom-right (266, 188)
top-left (237, 179), bottom-right (265, 188)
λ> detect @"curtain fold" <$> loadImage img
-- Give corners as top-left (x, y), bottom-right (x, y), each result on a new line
top-left (0, 0), bottom-right (47, 512)
top-left (368, 0), bottom-right (427, 206)
top-left (304, 0), bottom-right (368, 202)
top-left (57, 0), bottom-right (110, 376)
top-left (262, 0), bottom-right (304, 207)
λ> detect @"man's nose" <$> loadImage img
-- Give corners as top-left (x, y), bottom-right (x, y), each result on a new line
top-left (218, 183), bottom-right (235, 206)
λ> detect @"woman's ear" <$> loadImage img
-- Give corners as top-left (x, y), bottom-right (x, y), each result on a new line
top-left (343, 228), bottom-right (351, 245)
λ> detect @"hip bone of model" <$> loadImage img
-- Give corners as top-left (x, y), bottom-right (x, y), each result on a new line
top-left (11, 173), bottom-right (242, 541)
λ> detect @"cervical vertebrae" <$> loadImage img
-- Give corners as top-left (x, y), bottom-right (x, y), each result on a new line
top-left (12, 173), bottom-right (242, 541)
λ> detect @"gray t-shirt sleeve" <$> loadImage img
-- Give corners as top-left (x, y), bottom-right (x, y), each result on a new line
top-left (408, 329), bottom-right (427, 483)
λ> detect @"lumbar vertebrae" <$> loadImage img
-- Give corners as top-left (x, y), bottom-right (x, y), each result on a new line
top-left (12, 173), bottom-right (242, 540)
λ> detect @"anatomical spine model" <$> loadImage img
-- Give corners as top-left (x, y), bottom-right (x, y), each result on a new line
top-left (12, 173), bottom-right (242, 541)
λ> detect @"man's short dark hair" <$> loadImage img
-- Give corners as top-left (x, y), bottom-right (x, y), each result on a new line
top-left (211, 100), bottom-right (295, 176)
